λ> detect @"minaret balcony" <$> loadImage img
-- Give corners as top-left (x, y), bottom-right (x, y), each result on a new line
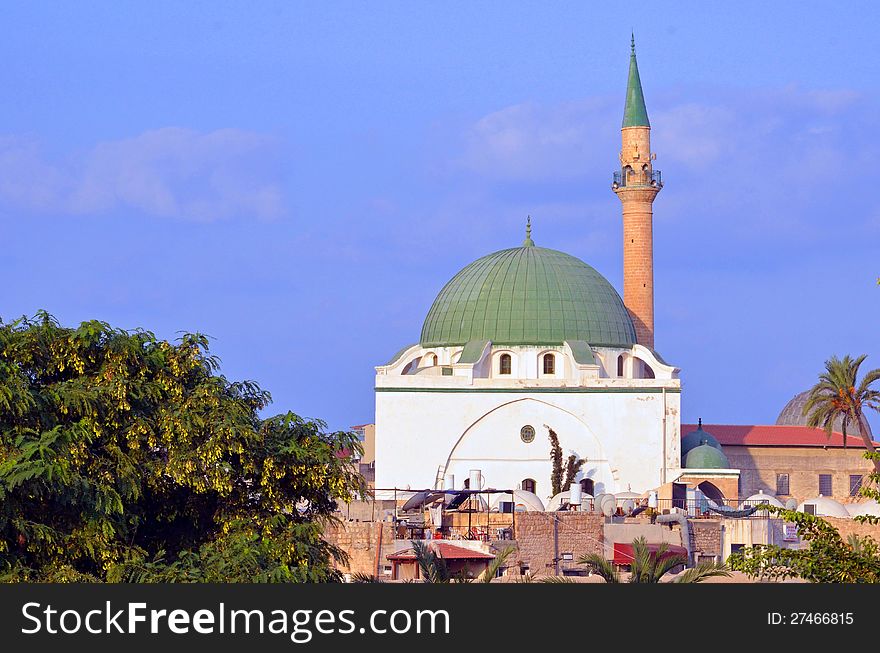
top-left (612, 169), bottom-right (662, 190)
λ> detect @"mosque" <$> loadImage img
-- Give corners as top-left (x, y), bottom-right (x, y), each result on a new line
top-left (371, 40), bottom-right (875, 506)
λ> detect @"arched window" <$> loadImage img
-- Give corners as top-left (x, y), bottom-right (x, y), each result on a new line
top-left (463, 478), bottom-right (470, 490)
top-left (521, 478), bottom-right (536, 494)
top-left (643, 363), bottom-right (655, 379)
top-left (617, 355), bottom-right (625, 378)
top-left (542, 353), bottom-right (555, 375)
top-left (499, 353), bottom-right (512, 375)
top-left (429, 354), bottom-right (438, 366)
top-left (580, 478), bottom-right (594, 496)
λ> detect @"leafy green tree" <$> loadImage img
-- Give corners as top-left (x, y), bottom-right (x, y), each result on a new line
top-left (727, 506), bottom-right (880, 583)
top-left (0, 311), bottom-right (365, 582)
top-left (578, 536), bottom-right (729, 583)
top-left (803, 354), bottom-right (880, 470)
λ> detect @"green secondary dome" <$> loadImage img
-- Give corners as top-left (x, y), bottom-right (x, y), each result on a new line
top-left (420, 229), bottom-right (637, 347)
top-left (684, 442), bottom-right (730, 470)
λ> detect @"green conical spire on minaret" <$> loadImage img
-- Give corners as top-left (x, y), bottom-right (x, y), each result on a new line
top-left (622, 34), bottom-right (650, 128)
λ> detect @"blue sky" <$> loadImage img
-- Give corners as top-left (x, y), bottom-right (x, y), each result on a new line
top-left (2, 2), bottom-right (878, 432)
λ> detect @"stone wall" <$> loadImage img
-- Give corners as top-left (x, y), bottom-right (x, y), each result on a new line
top-left (824, 516), bottom-right (880, 542)
top-left (511, 512), bottom-right (603, 577)
top-left (689, 520), bottom-right (721, 560)
top-left (324, 521), bottom-right (396, 578)
top-left (726, 446), bottom-right (872, 503)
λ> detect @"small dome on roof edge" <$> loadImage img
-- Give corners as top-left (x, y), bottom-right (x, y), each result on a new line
top-left (797, 496), bottom-right (849, 518)
top-left (684, 442), bottom-right (730, 470)
top-left (776, 390), bottom-right (873, 438)
top-left (740, 492), bottom-right (785, 509)
top-left (681, 420), bottom-right (722, 457)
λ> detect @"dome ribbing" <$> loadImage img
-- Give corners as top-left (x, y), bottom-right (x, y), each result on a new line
top-left (420, 245), bottom-right (636, 347)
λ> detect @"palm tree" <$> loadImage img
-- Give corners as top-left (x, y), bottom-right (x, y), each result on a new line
top-left (804, 354), bottom-right (880, 473)
top-left (578, 537), bottom-right (730, 583)
top-left (407, 542), bottom-right (518, 583)
top-left (411, 541), bottom-right (451, 583)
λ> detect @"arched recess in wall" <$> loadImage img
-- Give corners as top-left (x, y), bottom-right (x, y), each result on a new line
top-left (580, 478), bottom-right (595, 496)
top-left (402, 357), bottom-right (421, 375)
top-left (634, 357), bottom-right (655, 379)
top-left (494, 351), bottom-right (515, 376)
top-left (617, 354), bottom-right (625, 378)
top-left (442, 397), bottom-right (610, 485)
top-left (698, 481), bottom-right (725, 505)
top-left (539, 351), bottom-right (557, 376)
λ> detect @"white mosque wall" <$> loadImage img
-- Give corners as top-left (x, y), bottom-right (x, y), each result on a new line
top-left (374, 385), bottom-right (681, 501)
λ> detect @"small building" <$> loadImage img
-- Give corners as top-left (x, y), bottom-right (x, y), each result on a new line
top-left (386, 542), bottom-right (495, 581)
top-left (350, 423), bottom-right (376, 487)
top-left (681, 423), bottom-right (877, 504)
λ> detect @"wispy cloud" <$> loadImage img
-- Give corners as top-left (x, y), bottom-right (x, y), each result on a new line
top-left (455, 85), bottom-right (874, 245)
top-left (0, 128), bottom-right (285, 221)
top-left (461, 98), bottom-right (618, 182)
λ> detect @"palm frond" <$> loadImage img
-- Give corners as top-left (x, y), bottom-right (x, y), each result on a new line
top-left (577, 552), bottom-right (620, 583)
top-left (350, 572), bottom-right (382, 583)
top-left (673, 561), bottom-right (731, 583)
top-left (475, 546), bottom-right (516, 583)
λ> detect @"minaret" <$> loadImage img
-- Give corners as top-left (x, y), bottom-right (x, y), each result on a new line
top-left (612, 35), bottom-right (662, 349)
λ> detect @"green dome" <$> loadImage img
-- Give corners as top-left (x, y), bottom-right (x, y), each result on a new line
top-left (684, 442), bottom-right (730, 470)
top-left (420, 245), bottom-right (637, 347)
top-left (681, 424), bottom-right (722, 457)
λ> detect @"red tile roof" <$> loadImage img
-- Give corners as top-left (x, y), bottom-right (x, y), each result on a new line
top-left (387, 542), bottom-right (495, 561)
top-left (682, 424), bottom-right (879, 449)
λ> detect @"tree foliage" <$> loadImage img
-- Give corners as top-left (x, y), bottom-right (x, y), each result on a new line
top-left (0, 311), bottom-right (365, 582)
top-left (727, 506), bottom-right (880, 583)
top-left (563, 454), bottom-right (585, 491)
top-left (803, 354), bottom-right (880, 471)
top-left (548, 429), bottom-right (584, 498)
top-left (549, 428), bottom-right (564, 496)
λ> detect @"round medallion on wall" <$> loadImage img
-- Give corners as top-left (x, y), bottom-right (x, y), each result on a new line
top-left (520, 425), bottom-right (535, 443)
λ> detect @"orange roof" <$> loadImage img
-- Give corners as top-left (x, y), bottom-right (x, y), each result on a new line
top-left (387, 542), bottom-right (495, 561)
top-left (682, 424), bottom-right (879, 449)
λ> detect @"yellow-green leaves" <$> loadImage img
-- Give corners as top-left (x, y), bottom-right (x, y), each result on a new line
top-left (0, 312), bottom-right (364, 582)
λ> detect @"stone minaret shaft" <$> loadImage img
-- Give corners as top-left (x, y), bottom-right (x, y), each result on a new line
top-left (612, 37), bottom-right (662, 349)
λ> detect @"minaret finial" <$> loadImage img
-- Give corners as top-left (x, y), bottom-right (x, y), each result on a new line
top-left (523, 215), bottom-right (535, 247)
top-left (631, 31), bottom-right (635, 54)
top-left (698, 417), bottom-right (702, 428)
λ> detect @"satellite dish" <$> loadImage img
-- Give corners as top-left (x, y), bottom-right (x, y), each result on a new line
top-left (622, 499), bottom-right (635, 515)
top-left (785, 498), bottom-right (798, 511)
top-left (600, 494), bottom-right (616, 517)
